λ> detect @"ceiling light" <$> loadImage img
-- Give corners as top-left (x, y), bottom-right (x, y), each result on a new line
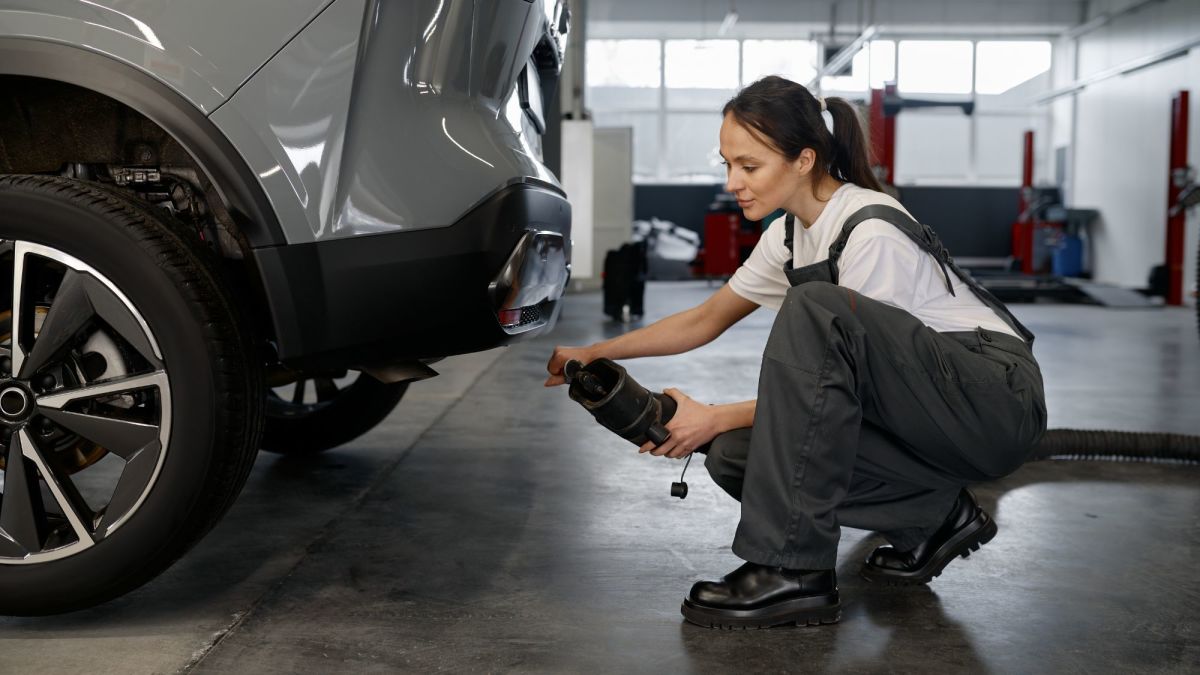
top-left (718, 5), bottom-right (738, 36)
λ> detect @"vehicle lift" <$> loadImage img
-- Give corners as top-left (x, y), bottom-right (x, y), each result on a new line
top-left (869, 84), bottom-right (1191, 307)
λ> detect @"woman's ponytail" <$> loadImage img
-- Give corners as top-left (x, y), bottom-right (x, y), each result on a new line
top-left (824, 97), bottom-right (884, 192)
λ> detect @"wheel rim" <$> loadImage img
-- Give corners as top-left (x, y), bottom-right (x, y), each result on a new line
top-left (0, 240), bottom-right (171, 564)
top-left (267, 372), bottom-right (358, 418)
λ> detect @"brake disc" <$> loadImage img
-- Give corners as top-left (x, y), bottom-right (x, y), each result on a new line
top-left (0, 306), bottom-right (119, 474)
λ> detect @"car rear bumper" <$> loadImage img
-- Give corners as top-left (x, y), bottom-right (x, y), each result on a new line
top-left (252, 180), bottom-right (571, 368)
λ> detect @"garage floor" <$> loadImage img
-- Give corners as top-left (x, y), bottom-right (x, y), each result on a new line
top-left (2, 282), bottom-right (1198, 674)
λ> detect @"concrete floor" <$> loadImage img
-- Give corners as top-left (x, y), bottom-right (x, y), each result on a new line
top-left (2, 282), bottom-right (1198, 673)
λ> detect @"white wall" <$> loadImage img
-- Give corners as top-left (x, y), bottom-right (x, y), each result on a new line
top-left (561, 120), bottom-right (596, 279)
top-left (593, 127), bottom-right (635, 282)
top-left (1062, 0), bottom-right (1199, 302)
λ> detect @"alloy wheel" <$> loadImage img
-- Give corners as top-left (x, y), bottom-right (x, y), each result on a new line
top-left (0, 240), bottom-right (171, 564)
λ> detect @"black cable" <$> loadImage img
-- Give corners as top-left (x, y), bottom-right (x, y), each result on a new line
top-left (672, 453), bottom-right (693, 499)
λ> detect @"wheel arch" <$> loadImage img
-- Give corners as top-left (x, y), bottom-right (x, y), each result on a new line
top-left (0, 38), bottom-right (287, 248)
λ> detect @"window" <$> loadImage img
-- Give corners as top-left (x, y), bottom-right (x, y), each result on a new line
top-left (586, 37), bottom-right (1050, 184)
top-left (665, 112), bottom-right (724, 181)
top-left (589, 85), bottom-right (659, 111)
top-left (975, 41), bottom-right (1052, 95)
top-left (665, 40), bottom-right (739, 110)
top-left (586, 40), bottom-right (661, 88)
top-left (897, 41), bottom-right (974, 94)
top-left (820, 47), bottom-right (869, 92)
top-left (588, 40), bottom-right (660, 112)
top-left (819, 41), bottom-right (895, 93)
top-left (664, 40), bottom-right (739, 89)
top-left (663, 40), bottom-right (736, 179)
top-left (741, 40), bottom-right (817, 86)
top-left (868, 40), bottom-right (896, 88)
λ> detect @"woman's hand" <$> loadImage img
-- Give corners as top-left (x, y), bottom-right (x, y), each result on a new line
top-left (639, 388), bottom-right (722, 459)
top-left (544, 345), bottom-right (597, 386)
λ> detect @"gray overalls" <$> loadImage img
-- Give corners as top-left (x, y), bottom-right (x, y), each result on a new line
top-left (703, 205), bottom-right (1047, 569)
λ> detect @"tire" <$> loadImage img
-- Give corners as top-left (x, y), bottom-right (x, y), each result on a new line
top-left (262, 373), bottom-right (407, 455)
top-left (0, 175), bottom-right (263, 615)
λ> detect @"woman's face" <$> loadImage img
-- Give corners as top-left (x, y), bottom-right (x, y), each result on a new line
top-left (719, 112), bottom-right (812, 222)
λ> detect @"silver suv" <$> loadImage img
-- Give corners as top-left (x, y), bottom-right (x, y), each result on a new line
top-left (0, 0), bottom-right (571, 614)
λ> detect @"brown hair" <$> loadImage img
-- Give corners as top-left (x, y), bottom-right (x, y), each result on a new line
top-left (722, 75), bottom-right (883, 193)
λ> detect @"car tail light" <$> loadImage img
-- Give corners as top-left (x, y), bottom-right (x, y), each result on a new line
top-left (498, 305), bottom-right (542, 329)
top-left (499, 308), bottom-right (522, 326)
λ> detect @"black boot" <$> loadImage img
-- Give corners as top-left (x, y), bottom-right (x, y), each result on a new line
top-left (861, 489), bottom-right (997, 585)
top-left (681, 562), bottom-right (841, 629)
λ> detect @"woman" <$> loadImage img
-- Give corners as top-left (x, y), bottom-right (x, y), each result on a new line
top-left (545, 76), bottom-right (1046, 629)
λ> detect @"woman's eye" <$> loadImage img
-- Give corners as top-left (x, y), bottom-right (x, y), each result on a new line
top-left (744, 166), bottom-right (757, 173)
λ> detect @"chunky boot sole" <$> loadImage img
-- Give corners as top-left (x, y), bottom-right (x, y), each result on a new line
top-left (680, 594), bottom-right (841, 630)
top-left (860, 510), bottom-right (998, 586)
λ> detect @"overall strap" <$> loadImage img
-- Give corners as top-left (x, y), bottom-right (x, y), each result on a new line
top-left (782, 205), bottom-right (1035, 344)
top-left (781, 213), bottom-right (838, 285)
top-left (829, 205), bottom-right (957, 295)
top-left (782, 212), bottom-right (795, 271)
top-left (837, 205), bottom-right (1036, 343)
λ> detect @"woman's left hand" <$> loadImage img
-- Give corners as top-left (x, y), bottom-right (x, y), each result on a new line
top-left (639, 388), bottom-right (721, 459)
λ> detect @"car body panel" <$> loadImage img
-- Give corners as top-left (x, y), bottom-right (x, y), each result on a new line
top-left (0, 0), bottom-right (333, 114)
top-left (210, 0), bottom-right (560, 244)
top-left (206, 0), bottom-right (366, 242)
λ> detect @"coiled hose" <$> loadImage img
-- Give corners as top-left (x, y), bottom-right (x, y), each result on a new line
top-left (1031, 429), bottom-right (1200, 464)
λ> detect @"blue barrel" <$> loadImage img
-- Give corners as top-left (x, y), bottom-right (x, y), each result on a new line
top-left (1052, 234), bottom-right (1084, 277)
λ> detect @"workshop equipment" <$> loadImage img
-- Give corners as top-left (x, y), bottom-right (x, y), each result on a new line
top-left (1010, 130), bottom-right (1071, 275)
top-left (602, 241), bottom-right (647, 322)
top-left (1044, 204), bottom-right (1096, 278)
top-left (1168, 175), bottom-right (1200, 337)
top-left (1165, 89), bottom-right (1191, 306)
top-left (694, 193), bottom-right (762, 278)
top-left (564, 358), bottom-right (694, 498)
top-left (954, 131), bottom-right (1134, 305)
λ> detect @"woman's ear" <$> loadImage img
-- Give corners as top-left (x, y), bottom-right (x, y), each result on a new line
top-left (793, 148), bottom-right (817, 177)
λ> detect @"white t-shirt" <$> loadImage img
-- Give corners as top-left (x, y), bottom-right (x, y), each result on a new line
top-left (728, 183), bottom-right (1022, 339)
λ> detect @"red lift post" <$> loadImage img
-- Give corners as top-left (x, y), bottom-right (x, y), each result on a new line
top-left (1019, 130), bottom-right (1035, 214)
top-left (1013, 130), bottom-right (1036, 274)
top-left (869, 84), bottom-right (897, 185)
top-left (1166, 90), bottom-right (1190, 306)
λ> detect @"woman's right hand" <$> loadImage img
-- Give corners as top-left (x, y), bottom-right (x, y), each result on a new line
top-left (545, 345), bottom-right (597, 386)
